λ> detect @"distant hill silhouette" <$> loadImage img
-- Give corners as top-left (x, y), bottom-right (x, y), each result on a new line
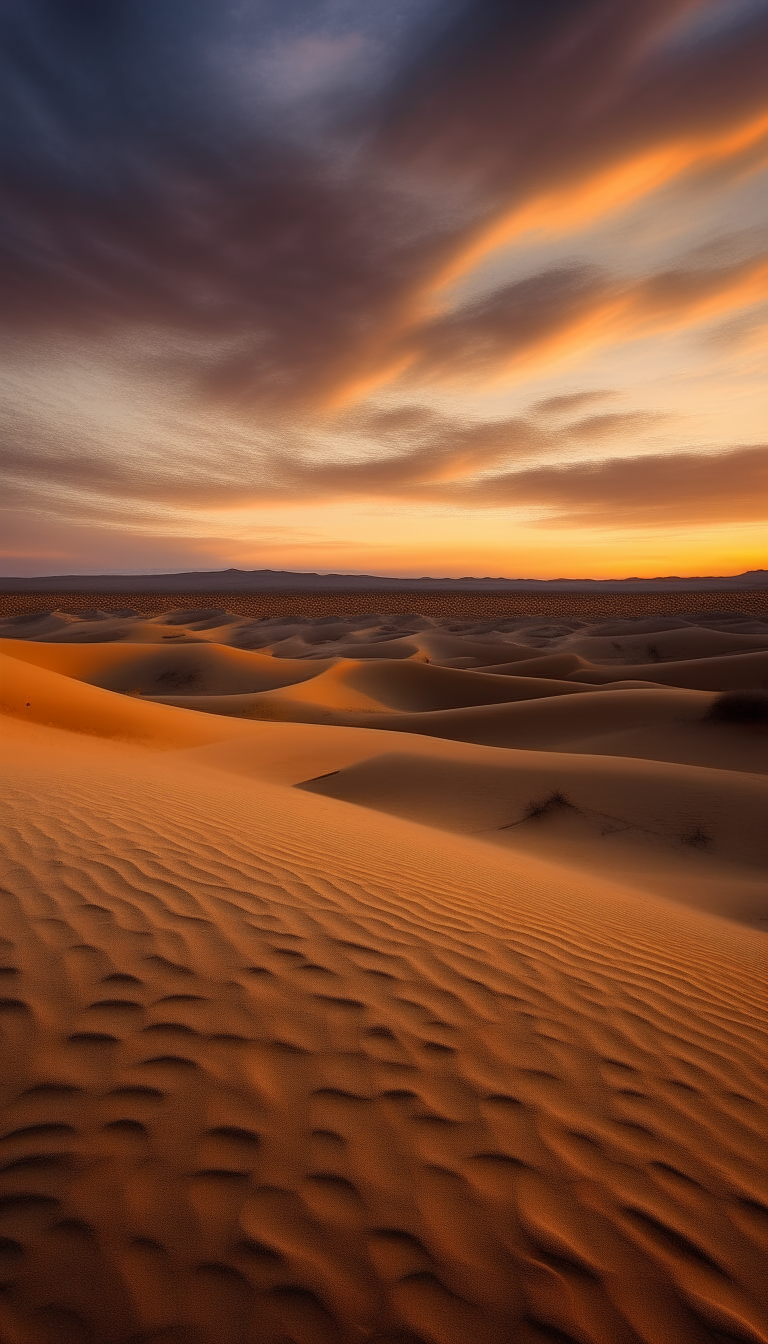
top-left (1, 567), bottom-right (766, 592)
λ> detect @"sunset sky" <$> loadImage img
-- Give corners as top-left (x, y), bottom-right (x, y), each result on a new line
top-left (1, 0), bottom-right (766, 578)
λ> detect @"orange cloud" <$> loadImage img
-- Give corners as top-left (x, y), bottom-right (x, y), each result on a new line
top-left (390, 250), bottom-right (768, 391)
top-left (427, 107), bottom-right (768, 304)
top-left (322, 110), bottom-right (768, 409)
top-left (431, 444), bottom-right (768, 528)
top-left (493, 254), bottom-right (768, 385)
top-left (321, 354), bottom-right (415, 412)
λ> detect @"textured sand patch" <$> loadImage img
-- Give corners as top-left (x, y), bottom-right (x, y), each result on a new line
top-left (1, 609), bottom-right (767, 1342)
top-left (1, 719), bottom-right (767, 1343)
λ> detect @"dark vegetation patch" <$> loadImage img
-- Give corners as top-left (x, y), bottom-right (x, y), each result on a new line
top-left (524, 790), bottom-right (573, 821)
top-left (682, 827), bottom-right (711, 849)
top-left (705, 689), bottom-right (768, 723)
top-left (155, 669), bottom-right (200, 690)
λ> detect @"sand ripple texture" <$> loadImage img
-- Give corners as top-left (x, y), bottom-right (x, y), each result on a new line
top-left (2, 729), bottom-right (767, 1344)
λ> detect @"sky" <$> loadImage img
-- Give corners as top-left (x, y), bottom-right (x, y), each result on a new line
top-left (1, 0), bottom-right (766, 579)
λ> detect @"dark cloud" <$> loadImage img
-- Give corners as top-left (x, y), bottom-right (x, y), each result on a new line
top-left (637, 253), bottom-right (767, 311)
top-left (0, 3), bottom-right (458, 405)
top-left (374, 0), bottom-right (768, 196)
top-left (289, 438), bottom-right (768, 529)
top-left (1, 0), bottom-right (767, 409)
top-left (437, 444), bottom-right (768, 526)
top-left (396, 265), bottom-right (608, 382)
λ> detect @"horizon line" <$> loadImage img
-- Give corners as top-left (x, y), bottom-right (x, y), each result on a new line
top-left (2, 565), bottom-right (766, 584)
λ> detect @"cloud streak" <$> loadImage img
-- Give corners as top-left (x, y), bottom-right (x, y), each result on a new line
top-left (435, 444), bottom-right (768, 527)
top-left (337, 248), bottom-right (768, 394)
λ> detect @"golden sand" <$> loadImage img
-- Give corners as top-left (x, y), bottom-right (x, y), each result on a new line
top-left (1, 605), bottom-right (766, 1344)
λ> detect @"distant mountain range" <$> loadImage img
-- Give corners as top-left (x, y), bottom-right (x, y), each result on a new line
top-left (1, 567), bottom-right (766, 592)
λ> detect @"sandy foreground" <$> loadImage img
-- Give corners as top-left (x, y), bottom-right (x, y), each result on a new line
top-left (1, 607), bottom-right (767, 1344)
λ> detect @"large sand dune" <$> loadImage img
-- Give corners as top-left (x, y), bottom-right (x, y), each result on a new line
top-left (1, 607), bottom-right (767, 1343)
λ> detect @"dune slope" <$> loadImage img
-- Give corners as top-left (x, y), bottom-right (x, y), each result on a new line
top-left (297, 748), bottom-right (768, 867)
top-left (568, 649), bottom-right (768, 690)
top-left (2, 718), bottom-right (767, 1344)
top-left (2, 606), bottom-right (767, 1344)
top-left (0, 637), bottom-right (333, 696)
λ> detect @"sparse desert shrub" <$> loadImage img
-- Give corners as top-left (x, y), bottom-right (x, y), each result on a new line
top-left (705, 690), bottom-right (768, 723)
top-left (682, 827), bottom-right (711, 849)
top-left (156, 669), bottom-right (199, 689)
top-left (646, 642), bottom-right (662, 661)
top-left (524, 790), bottom-right (572, 820)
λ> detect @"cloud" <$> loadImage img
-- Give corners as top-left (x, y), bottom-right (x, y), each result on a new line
top-left (532, 390), bottom-right (617, 417)
top-left (377, 248), bottom-right (768, 389)
top-left (292, 438), bottom-right (768, 531)
top-left (395, 265), bottom-right (608, 383)
top-left (435, 444), bottom-right (768, 526)
top-left (1, 0), bottom-right (767, 410)
top-left (423, 108), bottom-right (768, 300)
top-left (563, 411), bottom-right (670, 440)
top-left (2, 336), bottom-right (760, 534)
top-left (0, 388), bottom-right (552, 512)
top-left (254, 32), bottom-right (368, 105)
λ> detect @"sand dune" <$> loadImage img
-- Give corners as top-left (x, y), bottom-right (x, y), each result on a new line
top-left (2, 607), bottom-right (767, 1343)
top-left (297, 748), bottom-right (768, 866)
top-left (297, 747), bottom-right (768, 924)
top-left (4, 605), bottom-right (766, 667)
top-left (411, 632), bottom-right (544, 666)
top-left (480, 652), bottom-right (592, 678)
top-left (275, 660), bottom-right (599, 714)
top-left (0, 649), bottom-right (248, 749)
top-left (566, 624), bottom-right (768, 664)
top-left (0, 638), bottom-right (333, 697)
top-left (144, 686), bottom-right (767, 775)
top-left (569, 649), bottom-right (768, 691)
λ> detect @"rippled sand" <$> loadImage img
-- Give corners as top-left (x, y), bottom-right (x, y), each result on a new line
top-left (1, 605), bottom-right (766, 1343)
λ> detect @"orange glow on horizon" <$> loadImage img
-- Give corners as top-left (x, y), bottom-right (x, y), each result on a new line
top-left (226, 528), bottom-right (768, 582)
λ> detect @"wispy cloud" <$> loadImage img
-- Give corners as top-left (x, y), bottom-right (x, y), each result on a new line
top-left (330, 248), bottom-right (768, 396)
top-left (431, 444), bottom-right (768, 526)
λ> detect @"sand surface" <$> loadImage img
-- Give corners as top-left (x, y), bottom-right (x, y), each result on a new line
top-left (1, 607), bottom-right (767, 1344)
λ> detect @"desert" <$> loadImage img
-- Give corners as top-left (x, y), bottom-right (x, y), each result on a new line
top-left (5, 0), bottom-right (768, 1338)
top-left (1, 600), bottom-right (767, 1344)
